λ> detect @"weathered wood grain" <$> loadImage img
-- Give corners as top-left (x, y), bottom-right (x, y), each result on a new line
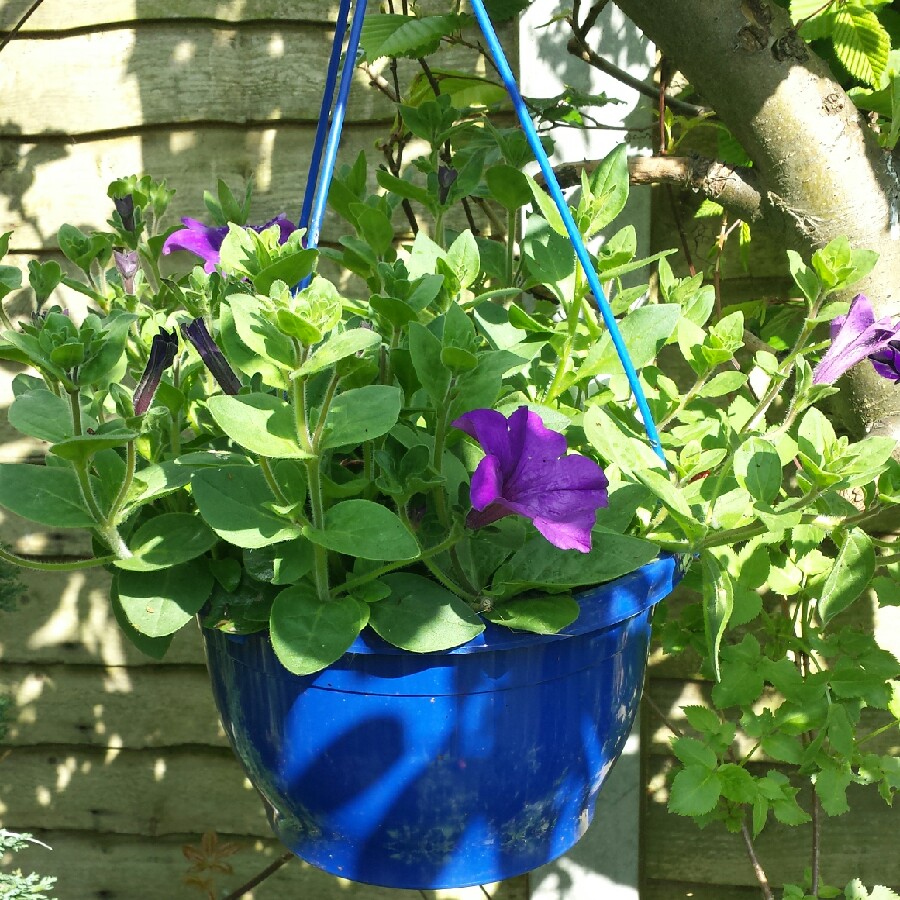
top-left (0, 568), bottom-right (206, 666)
top-left (642, 882), bottom-right (763, 899)
top-left (0, 662), bottom-right (225, 748)
top-left (0, 27), bottom-right (503, 135)
top-left (643, 756), bottom-right (900, 890)
top-left (2, 830), bottom-right (529, 900)
top-left (5, 0), bottom-right (342, 30)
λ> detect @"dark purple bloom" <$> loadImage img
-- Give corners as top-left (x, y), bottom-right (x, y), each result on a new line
top-left (180, 318), bottom-right (241, 395)
top-left (437, 166), bottom-right (458, 205)
top-left (812, 294), bottom-right (900, 385)
top-left (113, 194), bottom-right (136, 233)
top-left (134, 328), bottom-right (178, 415)
top-left (162, 215), bottom-right (297, 273)
top-left (113, 249), bottom-right (140, 294)
top-left (452, 406), bottom-right (609, 553)
top-left (870, 340), bottom-right (900, 383)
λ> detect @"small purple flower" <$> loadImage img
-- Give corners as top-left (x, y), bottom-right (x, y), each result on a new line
top-left (870, 340), bottom-right (900, 383)
top-left (134, 328), bottom-right (178, 415)
top-left (812, 294), bottom-right (900, 385)
top-left (453, 406), bottom-right (609, 553)
top-left (180, 318), bottom-right (241, 395)
top-left (162, 215), bottom-right (297, 273)
top-left (113, 249), bottom-right (140, 294)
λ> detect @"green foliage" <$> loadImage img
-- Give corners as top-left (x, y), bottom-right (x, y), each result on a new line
top-left (0, 832), bottom-right (58, 900)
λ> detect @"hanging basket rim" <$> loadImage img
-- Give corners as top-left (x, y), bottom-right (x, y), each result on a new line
top-left (209, 552), bottom-right (687, 662)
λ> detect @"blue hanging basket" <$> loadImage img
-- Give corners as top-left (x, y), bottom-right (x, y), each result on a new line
top-left (201, 0), bottom-right (685, 888)
top-left (203, 555), bottom-right (684, 889)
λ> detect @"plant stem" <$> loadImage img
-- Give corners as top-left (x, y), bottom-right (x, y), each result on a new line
top-left (545, 268), bottom-right (584, 403)
top-left (811, 789), bottom-right (821, 897)
top-left (332, 529), bottom-right (464, 597)
top-left (107, 440), bottom-right (136, 526)
top-left (259, 456), bottom-right (289, 506)
top-left (740, 820), bottom-right (774, 900)
top-left (0, 544), bottom-right (115, 571)
top-left (505, 206), bottom-right (517, 286)
top-left (222, 851), bottom-right (294, 900)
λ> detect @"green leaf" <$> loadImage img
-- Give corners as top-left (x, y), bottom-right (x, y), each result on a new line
top-left (819, 528), bottom-right (875, 625)
top-left (294, 329), bottom-right (381, 377)
top-left (78, 313), bottom-right (137, 386)
top-left (124, 460), bottom-right (195, 510)
top-left (733, 437), bottom-right (782, 505)
top-left (446, 230), bottom-right (480, 290)
top-left (697, 371), bottom-right (747, 398)
top-left (580, 143), bottom-right (629, 236)
top-left (701, 550), bottom-right (734, 682)
top-left (320, 385), bottom-right (402, 450)
top-left (0, 463), bottom-right (94, 527)
top-left (227, 295), bottom-right (295, 371)
top-left (50, 430), bottom-right (137, 466)
top-left (269, 585), bottom-right (368, 675)
top-left (251, 249), bottom-right (318, 295)
top-left (192, 466), bottom-right (302, 548)
top-left (220, 301), bottom-right (287, 388)
top-left (303, 500), bottom-right (418, 560)
top-left (116, 560), bottom-right (213, 636)
top-left (110, 583), bottom-right (173, 660)
top-left (114, 513), bottom-right (218, 572)
top-left (8, 389), bottom-right (76, 443)
top-left (583, 406), bottom-right (666, 477)
top-left (408, 321), bottom-right (451, 405)
top-left (787, 249), bottom-right (821, 306)
top-left (483, 593), bottom-right (580, 634)
top-left (207, 393), bottom-right (310, 459)
top-left (668, 765), bottom-right (722, 816)
top-left (490, 529), bottom-right (658, 597)
top-left (361, 13), bottom-right (463, 61)
top-left (243, 539), bottom-right (314, 585)
top-left (672, 736), bottom-right (717, 769)
top-left (485, 165), bottom-right (533, 211)
top-left (815, 762), bottom-right (853, 816)
top-left (635, 468), bottom-right (706, 542)
top-left (368, 572), bottom-right (484, 652)
top-left (833, 5), bottom-right (890, 87)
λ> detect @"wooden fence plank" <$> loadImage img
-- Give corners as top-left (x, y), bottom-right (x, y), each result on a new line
top-left (2, 830), bottom-right (529, 900)
top-left (0, 28), bottom-right (502, 136)
top-left (642, 882), bottom-right (763, 899)
top-left (643, 756), bottom-right (900, 890)
top-left (6, 0), bottom-right (343, 30)
top-left (0, 662), bottom-right (225, 748)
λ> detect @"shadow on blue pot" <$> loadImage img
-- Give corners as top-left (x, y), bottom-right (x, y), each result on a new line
top-left (202, 554), bottom-right (685, 889)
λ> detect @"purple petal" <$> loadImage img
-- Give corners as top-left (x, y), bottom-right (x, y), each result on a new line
top-left (813, 295), bottom-right (900, 385)
top-left (469, 454), bottom-right (505, 511)
top-left (453, 409), bottom-right (516, 476)
top-left (869, 340), bottom-right (900, 383)
top-left (162, 218), bottom-right (229, 273)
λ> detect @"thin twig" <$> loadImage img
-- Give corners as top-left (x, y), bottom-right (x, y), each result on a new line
top-left (811, 790), bottom-right (821, 896)
top-left (575, 0), bottom-right (611, 39)
top-left (741, 821), bottom-right (775, 900)
top-left (222, 851), bottom-right (294, 900)
top-left (0, 0), bottom-right (46, 55)
top-left (643, 693), bottom-right (686, 739)
top-left (565, 27), bottom-right (710, 118)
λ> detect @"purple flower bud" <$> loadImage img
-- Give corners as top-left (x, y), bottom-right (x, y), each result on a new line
top-left (437, 166), bottom-right (458, 205)
top-left (162, 215), bottom-right (297, 273)
top-left (453, 406), bottom-right (609, 553)
top-left (869, 339), bottom-right (900, 383)
top-left (134, 328), bottom-right (178, 415)
top-left (180, 318), bottom-right (242, 395)
top-left (113, 249), bottom-right (140, 294)
top-left (113, 195), bottom-right (136, 233)
top-left (812, 294), bottom-right (900, 385)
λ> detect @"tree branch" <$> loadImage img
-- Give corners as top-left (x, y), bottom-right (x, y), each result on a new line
top-left (538, 154), bottom-right (768, 223)
top-left (741, 820), bottom-right (775, 900)
top-left (565, 26), bottom-right (711, 119)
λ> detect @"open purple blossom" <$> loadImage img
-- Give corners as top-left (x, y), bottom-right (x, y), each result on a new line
top-left (812, 294), bottom-right (900, 385)
top-left (869, 340), bottom-right (900, 383)
top-left (162, 215), bottom-right (297, 273)
top-left (134, 328), bottom-right (178, 415)
top-left (452, 406), bottom-right (608, 553)
top-left (180, 318), bottom-right (242, 395)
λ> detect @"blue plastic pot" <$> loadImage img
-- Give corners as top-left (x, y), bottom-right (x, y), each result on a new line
top-left (202, 554), bottom-right (684, 889)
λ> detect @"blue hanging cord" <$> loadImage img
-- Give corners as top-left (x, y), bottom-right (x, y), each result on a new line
top-left (467, 0), bottom-right (666, 463)
top-left (299, 0), bottom-right (353, 235)
top-left (297, 0), bottom-right (370, 293)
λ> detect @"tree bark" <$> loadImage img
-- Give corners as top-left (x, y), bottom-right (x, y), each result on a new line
top-left (611, 0), bottom-right (900, 436)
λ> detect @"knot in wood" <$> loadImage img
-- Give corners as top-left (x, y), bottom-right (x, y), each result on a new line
top-left (735, 23), bottom-right (769, 53)
top-left (772, 31), bottom-right (810, 62)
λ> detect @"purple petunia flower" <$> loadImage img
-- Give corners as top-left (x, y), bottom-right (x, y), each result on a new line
top-left (134, 328), bottom-right (178, 415)
top-left (870, 340), bottom-right (900, 383)
top-left (812, 294), bottom-right (900, 385)
top-left (180, 318), bottom-right (242, 396)
top-left (113, 249), bottom-right (140, 294)
top-left (161, 215), bottom-right (297, 273)
top-left (452, 406), bottom-right (609, 553)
